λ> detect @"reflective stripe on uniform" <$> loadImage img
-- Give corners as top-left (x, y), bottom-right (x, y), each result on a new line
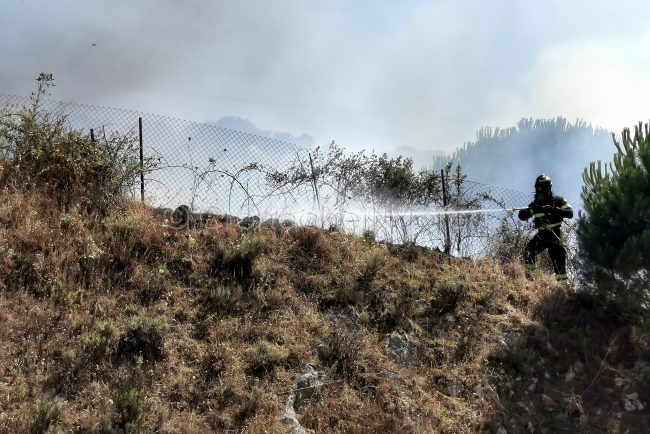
top-left (533, 213), bottom-right (545, 219)
top-left (561, 203), bottom-right (572, 209)
top-left (539, 222), bottom-right (561, 231)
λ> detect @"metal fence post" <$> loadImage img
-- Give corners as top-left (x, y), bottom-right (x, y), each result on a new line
top-left (441, 169), bottom-right (451, 254)
top-left (308, 152), bottom-right (323, 227)
top-left (90, 128), bottom-right (95, 143)
top-left (139, 117), bottom-right (144, 203)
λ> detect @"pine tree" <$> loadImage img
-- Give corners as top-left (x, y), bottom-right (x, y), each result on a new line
top-left (578, 122), bottom-right (650, 321)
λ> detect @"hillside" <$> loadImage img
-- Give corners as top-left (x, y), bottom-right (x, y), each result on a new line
top-left (0, 190), bottom-right (648, 433)
top-left (433, 118), bottom-right (614, 205)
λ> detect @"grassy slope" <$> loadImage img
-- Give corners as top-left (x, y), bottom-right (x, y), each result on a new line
top-left (0, 190), bottom-right (648, 433)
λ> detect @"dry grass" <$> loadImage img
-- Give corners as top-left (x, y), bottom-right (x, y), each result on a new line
top-left (0, 189), bottom-right (648, 433)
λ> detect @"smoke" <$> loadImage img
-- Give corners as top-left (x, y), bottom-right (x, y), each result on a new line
top-left (2, 0), bottom-right (650, 157)
top-left (213, 117), bottom-right (315, 148)
top-left (433, 118), bottom-right (616, 208)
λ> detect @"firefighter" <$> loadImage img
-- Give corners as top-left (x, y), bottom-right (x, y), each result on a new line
top-left (518, 175), bottom-right (573, 282)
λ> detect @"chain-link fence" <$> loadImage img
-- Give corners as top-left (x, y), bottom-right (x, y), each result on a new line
top-left (1, 93), bottom-right (578, 265)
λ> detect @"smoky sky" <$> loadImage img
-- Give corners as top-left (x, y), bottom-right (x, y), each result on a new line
top-left (2, 0), bottom-right (650, 163)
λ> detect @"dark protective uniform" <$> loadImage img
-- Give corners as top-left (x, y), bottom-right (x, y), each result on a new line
top-left (518, 191), bottom-right (573, 281)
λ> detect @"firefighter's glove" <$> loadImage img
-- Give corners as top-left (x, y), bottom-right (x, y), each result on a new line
top-left (542, 205), bottom-right (559, 216)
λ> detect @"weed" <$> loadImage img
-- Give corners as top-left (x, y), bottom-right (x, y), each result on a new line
top-left (203, 281), bottom-right (243, 311)
top-left (247, 340), bottom-right (290, 378)
top-left (325, 328), bottom-right (366, 380)
top-left (29, 399), bottom-right (60, 434)
top-left (114, 387), bottom-right (144, 429)
top-left (206, 234), bottom-right (266, 286)
top-left (430, 278), bottom-right (468, 315)
top-left (289, 226), bottom-right (334, 271)
top-left (83, 321), bottom-right (115, 361)
top-left (362, 229), bottom-right (376, 242)
top-left (357, 250), bottom-right (385, 292)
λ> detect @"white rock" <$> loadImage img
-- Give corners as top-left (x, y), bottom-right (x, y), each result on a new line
top-left (542, 394), bottom-right (555, 406)
top-left (564, 366), bottom-right (575, 382)
top-left (443, 312), bottom-right (456, 323)
top-left (623, 392), bottom-right (645, 411)
top-left (527, 378), bottom-right (538, 393)
top-left (280, 365), bottom-right (321, 433)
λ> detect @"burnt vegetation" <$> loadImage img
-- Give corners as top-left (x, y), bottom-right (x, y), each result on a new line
top-left (0, 76), bottom-right (648, 433)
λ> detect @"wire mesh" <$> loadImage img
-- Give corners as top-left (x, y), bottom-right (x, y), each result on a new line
top-left (0, 93), bottom-right (577, 268)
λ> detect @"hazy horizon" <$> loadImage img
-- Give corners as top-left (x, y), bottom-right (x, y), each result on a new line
top-left (2, 0), bottom-right (647, 170)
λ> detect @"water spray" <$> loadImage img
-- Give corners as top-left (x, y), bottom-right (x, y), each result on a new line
top-left (368, 207), bottom-right (529, 218)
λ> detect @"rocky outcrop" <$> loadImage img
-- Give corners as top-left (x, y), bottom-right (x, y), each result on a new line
top-left (280, 365), bottom-right (321, 434)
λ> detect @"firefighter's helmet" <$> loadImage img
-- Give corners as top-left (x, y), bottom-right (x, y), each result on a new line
top-left (535, 174), bottom-right (552, 190)
top-left (534, 175), bottom-right (552, 201)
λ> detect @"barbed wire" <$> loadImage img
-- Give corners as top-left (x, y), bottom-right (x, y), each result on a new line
top-left (0, 93), bottom-right (577, 269)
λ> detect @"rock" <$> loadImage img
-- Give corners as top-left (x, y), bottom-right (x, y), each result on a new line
top-left (632, 361), bottom-right (650, 381)
top-left (475, 384), bottom-right (500, 405)
top-left (316, 344), bottom-right (333, 363)
top-left (280, 365), bottom-right (321, 433)
top-left (438, 377), bottom-right (465, 397)
top-left (384, 333), bottom-right (420, 365)
top-left (238, 215), bottom-right (260, 230)
top-left (564, 366), bottom-right (576, 382)
top-left (280, 402), bottom-right (307, 434)
top-left (527, 377), bottom-right (538, 393)
top-left (525, 421), bottom-right (534, 433)
top-left (326, 306), bottom-right (361, 330)
top-left (542, 394), bottom-right (555, 406)
top-left (442, 312), bottom-right (456, 323)
top-left (293, 365), bottom-right (320, 411)
top-left (496, 426), bottom-right (508, 434)
top-left (623, 392), bottom-right (645, 411)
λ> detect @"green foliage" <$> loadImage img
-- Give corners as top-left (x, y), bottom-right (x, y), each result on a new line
top-left (249, 340), bottom-right (291, 375)
top-left (266, 142), bottom-right (444, 209)
top-left (83, 321), bottom-right (115, 361)
top-left (113, 387), bottom-right (144, 429)
top-left (0, 73), bottom-right (148, 211)
top-left (365, 154), bottom-right (441, 208)
top-left (29, 399), bottom-right (60, 434)
top-left (578, 122), bottom-right (650, 321)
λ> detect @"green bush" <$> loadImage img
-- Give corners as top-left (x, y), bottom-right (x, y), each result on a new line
top-left (0, 73), bottom-right (147, 211)
top-left (29, 399), bottom-right (60, 434)
top-left (114, 387), bottom-right (144, 429)
top-left (578, 122), bottom-right (650, 322)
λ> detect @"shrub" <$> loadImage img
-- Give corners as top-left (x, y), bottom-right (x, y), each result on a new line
top-left (430, 279), bottom-right (468, 315)
top-left (205, 233), bottom-right (266, 286)
top-left (203, 281), bottom-right (243, 310)
top-left (324, 328), bottom-right (365, 379)
top-left (356, 250), bottom-right (385, 292)
top-left (578, 122), bottom-right (650, 322)
top-left (0, 73), bottom-right (149, 211)
top-left (29, 399), bottom-right (60, 434)
top-left (247, 340), bottom-right (291, 377)
top-left (289, 226), bottom-right (334, 271)
top-left (83, 321), bottom-right (115, 361)
top-left (113, 387), bottom-right (144, 429)
top-left (484, 220), bottom-right (530, 263)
